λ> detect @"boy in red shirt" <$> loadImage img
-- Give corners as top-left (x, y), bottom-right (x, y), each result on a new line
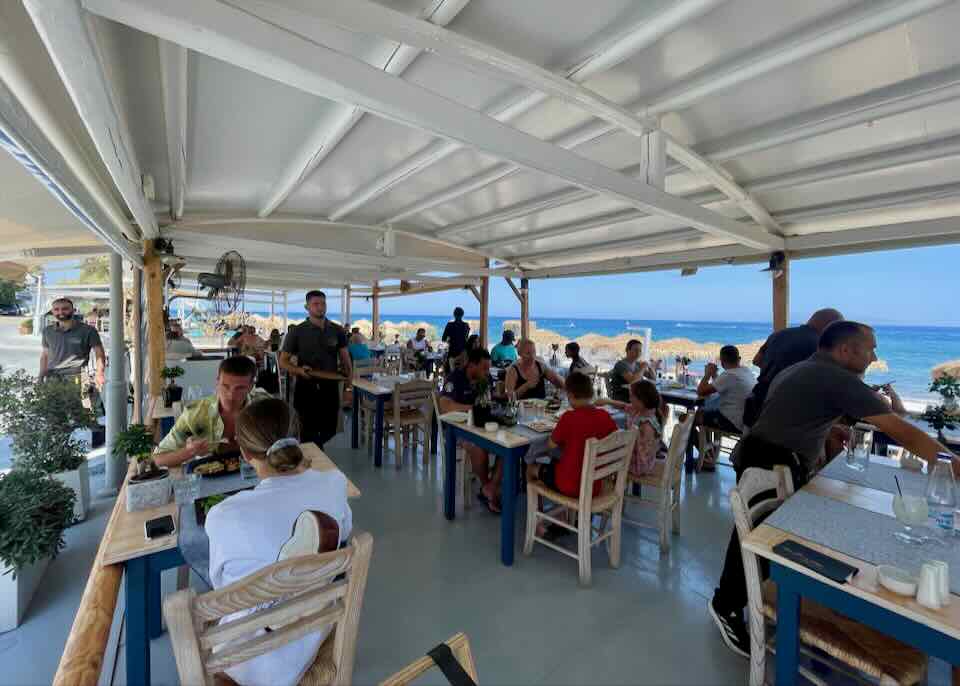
top-left (527, 372), bottom-right (618, 502)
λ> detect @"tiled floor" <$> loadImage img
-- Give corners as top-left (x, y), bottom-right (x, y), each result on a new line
top-left (11, 428), bottom-right (952, 685)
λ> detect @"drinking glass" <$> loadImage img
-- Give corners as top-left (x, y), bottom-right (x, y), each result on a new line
top-left (845, 424), bottom-right (874, 472)
top-left (185, 385), bottom-right (203, 404)
top-left (892, 494), bottom-right (930, 544)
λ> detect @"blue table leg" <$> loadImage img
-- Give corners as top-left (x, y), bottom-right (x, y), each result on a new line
top-left (500, 451), bottom-right (518, 566)
top-left (351, 386), bottom-right (360, 449)
top-left (444, 424), bottom-right (457, 520)
top-left (125, 557), bottom-right (151, 686)
top-left (148, 560), bottom-right (163, 639)
top-left (774, 573), bottom-right (801, 686)
top-left (374, 396), bottom-right (385, 468)
top-left (431, 411), bottom-right (439, 457)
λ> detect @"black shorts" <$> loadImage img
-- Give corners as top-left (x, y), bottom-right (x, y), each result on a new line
top-left (702, 408), bottom-right (741, 434)
top-left (535, 461), bottom-right (560, 492)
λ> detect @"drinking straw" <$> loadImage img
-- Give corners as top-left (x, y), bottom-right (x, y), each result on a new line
top-left (894, 475), bottom-right (903, 497)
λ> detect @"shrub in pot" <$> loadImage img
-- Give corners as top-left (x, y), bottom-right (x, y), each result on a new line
top-left (0, 370), bottom-right (96, 522)
top-left (18, 318), bottom-right (32, 335)
top-left (161, 366), bottom-right (185, 408)
top-left (0, 469), bottom-right (75, 631)
top-left (114, 424), bottom-right (170, 512)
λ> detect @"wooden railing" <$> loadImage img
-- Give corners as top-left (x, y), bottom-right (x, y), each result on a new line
top-left (52, 481), bottom-right (126, 686)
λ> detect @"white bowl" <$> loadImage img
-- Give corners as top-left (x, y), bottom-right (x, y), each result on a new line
top-left (484, 421), bottom-right (498, 432)
top-left (877, 565), bottom-right (917, 596)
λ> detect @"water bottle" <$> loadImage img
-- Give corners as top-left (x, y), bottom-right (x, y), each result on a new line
top-left (925, 453), bottom-right (957, 533)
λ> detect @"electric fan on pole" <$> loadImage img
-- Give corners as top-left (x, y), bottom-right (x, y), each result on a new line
top-left (197, 250), bottom-right (246, 315)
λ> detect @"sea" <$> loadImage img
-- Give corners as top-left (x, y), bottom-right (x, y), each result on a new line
top-left (244, 311), bottom-right (960, 405)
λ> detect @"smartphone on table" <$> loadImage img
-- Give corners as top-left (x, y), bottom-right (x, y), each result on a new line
top-left (144, 514), bottom-right (176, 540)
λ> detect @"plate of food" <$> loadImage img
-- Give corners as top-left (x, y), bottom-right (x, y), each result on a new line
top-left (442, 411), bottom-right (469, 423)
top-left (185, 454), bottom-right (242, 478)
top-left (526, 419), bottom-right (557, 433)
top-left (193, 487), bottom-right (253, 526)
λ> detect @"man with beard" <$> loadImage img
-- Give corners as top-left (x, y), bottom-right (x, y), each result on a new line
top-left (279, 290), bottom-right (352, 449)
top-left (40, 297), bottom-right (105, 386)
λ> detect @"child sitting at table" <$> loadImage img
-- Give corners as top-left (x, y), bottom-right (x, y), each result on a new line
top-left (527, 372), bottom-right (618, 503)
top-left (601, 379), bottom-right (667, 476)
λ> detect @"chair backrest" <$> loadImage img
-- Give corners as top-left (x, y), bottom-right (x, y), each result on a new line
top-left (353, 358), bottom-right (381, 378)
top-left (431, 391), bottom-right (446, 456)
top-left (392, 379), bottom-right (435, 419)
top-left (660, 413), bottom-right (694, 490)
top-left (164, 532), bottom-right (374, 686)
top-left (380, 633), bottom-right (478, 686)
top-left (578, 429), bottom-right (638, 510)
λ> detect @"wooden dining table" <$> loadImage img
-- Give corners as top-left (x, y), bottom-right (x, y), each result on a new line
top-left (743, 470), bottom-right (960, 685)
top-left (100, 443), bottom-right (358, 686)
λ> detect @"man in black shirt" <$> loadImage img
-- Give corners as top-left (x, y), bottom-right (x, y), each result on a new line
top-left (741, 308), bottom-right (843, 427)
top-left (441, 306), bottom-right (470, 373)
top-left (279, 291), bottom-right (352, 449)
top-left (709, 321), bottom-right (958, 659)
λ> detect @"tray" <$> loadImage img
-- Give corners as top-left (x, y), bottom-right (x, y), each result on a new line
top-left (184, 453), bottom-right (242, 478)
top-left (193, 487), bottom-right (254, 526)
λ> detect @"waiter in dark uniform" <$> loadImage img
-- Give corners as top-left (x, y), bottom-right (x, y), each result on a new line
top-left (279, 290), bottom-right (352, 449)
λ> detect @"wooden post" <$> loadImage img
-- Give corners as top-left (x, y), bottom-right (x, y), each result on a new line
top-left (143, 241), bottom-right (166, 420)
top-left (772, 253), bottom-right (790, 332)
top-left (104, 251), bottom-right (126, 493)
top-left (371, 281), bottom-right (380, 341)
top-left (520, 277), bottom-right (530, 340)
top-left (479, 275), bottom-right (489, 349)
top-left (131, 265), bottom-right (143, 424)
top-left (344, 285), bottom-right (351, 324)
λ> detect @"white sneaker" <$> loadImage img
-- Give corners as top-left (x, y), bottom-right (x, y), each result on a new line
top-left (277, 511), bottom-right (322, 561)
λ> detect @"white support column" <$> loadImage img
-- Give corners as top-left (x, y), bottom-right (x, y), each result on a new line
top-left (344, 285), bottom-right (351, 324)
top-left (282, 291), bottom-right (288, 330)
top-left (269, 290), bottom-right (275, 321)
top-left (32, 271), bottom-right (44, 337)
top-left (103, 251), bottom-right (127, 494)
top-left (641, 130), bottom-right (666, 190)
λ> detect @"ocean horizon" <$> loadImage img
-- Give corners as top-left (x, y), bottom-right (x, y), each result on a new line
top-left (219, 310), bottom-right (959, 404)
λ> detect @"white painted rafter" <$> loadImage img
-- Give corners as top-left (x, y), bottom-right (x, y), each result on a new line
top-left (83, 0), bottom-right (781, 250)
top-left (663, 134), bottom-right (781, 232)
top-left (255, 0), bottom-right (471, 218)
top-left (520, 229), bottom-right (703, 264)
top-left (158, 39), bottom-right (188, 220)
top-left (391, 0), bottom-right (952, 232)
top-left (323, 0), bottom-right (725, 221)
top-left (440, 66), bottom-right (960, 242)
top-left (23, 0), bottom-right (160, 239)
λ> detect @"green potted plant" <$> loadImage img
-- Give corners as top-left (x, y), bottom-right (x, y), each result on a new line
top-left (921, 405), bottom-right (958, 443)
top-left (17, 318), bottom-right (31, 335)
top-left (114, 424), bottom-right (170, 512)
top-left (161, 365), bottom-right (185, 407)
top-left (0, 370), bottom-right (96, 522)
top-left (472, 378), bottom-right (493, 427)
top-left (0, 469), bottom-right (75, 631)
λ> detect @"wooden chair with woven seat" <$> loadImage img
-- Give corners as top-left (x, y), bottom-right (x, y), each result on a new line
top-left (380, 633), bottom-right (478, 686)
top-left (622, 413), bottom-right (693, 554)
top-left (352, 359), bottom-right (382, 451)
top-left (163, 532), bottom-right (374, 686)
top-left (523, 429), bottom-right (637, 586)
top-left (383, 379), bottom-right (435, 467)
top-left (732, 468), bottom-right (926, 686)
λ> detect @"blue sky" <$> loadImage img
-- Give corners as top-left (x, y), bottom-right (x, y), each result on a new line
top-left (46, 243), bottom-right (960, 326)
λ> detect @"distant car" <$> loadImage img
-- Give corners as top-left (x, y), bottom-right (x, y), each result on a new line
top-left (0, 303), bottom-right (22, 316)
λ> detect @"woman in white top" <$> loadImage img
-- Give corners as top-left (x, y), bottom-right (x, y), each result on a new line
top-left (206, 397), bottom-right (353, 686)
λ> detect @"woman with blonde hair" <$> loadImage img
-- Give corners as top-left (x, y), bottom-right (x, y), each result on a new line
top-left (206, 397), bottom-right (352, 686)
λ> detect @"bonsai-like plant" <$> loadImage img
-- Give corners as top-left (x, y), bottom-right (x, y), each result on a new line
top-left (161, 366), bottom-right (185, 383)
top-left (113, 424), bottom-right (160, 477)
top-left (930, 373), bottom-right (960, 402)
top-left (0, 369), bottom-right (96, 475)
top-left (922, 405), bottom-right (958, 442)
top-left (0, 470), bottom-right (75, 577)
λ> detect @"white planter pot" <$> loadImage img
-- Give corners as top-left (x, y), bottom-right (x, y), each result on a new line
top-left (0, 556), bottom-right (50, 632)
top-left (53, 460), bottom-right (90, 523)
top-left (126, 471), bottom-right (172, 512)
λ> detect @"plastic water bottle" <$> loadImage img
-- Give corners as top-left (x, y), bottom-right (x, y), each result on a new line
top-left (925, 453), bottom-right (957, 533)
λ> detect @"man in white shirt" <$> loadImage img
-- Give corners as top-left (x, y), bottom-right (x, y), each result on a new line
top-left (694, 345), bottom-right (756, 468)
top-left (407, 327), bottom-right (432, 352)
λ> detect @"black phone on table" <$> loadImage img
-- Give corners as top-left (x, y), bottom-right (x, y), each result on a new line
top-left (144, 514), bottom-right (176, 540)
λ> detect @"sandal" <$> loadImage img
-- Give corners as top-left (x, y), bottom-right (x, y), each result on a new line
top-left (477, 492), bottom-right (501, 514)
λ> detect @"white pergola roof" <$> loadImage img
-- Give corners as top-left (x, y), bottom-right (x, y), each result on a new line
top-left (5, 0), bottom-right (960, 287)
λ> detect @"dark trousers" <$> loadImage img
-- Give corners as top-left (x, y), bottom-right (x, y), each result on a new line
top-left (714, 435), bottom-right (810, 615)
top-left (293, 378), bottom-right (341, 449)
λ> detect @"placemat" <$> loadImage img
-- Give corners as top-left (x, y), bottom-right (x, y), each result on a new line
top-left (819, 456), bottom-right (928, 496)
top-left (766, 490), bottom-right (959, 594)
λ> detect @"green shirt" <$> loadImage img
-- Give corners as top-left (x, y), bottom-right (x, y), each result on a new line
top-left (157, 388), bottom-right (270, 453)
